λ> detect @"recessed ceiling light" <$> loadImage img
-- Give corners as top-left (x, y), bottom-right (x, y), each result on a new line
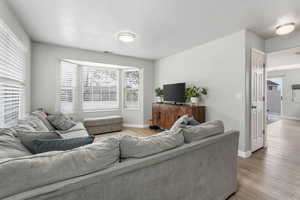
top-left (276, 22), bottom-right (296, 35)
top-left (117, 31), bottom-right (137, 43)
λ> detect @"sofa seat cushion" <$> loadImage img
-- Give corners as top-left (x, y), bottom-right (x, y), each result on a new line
top-left (120, 128), bottom-right (184, 158)
top-left (84, 115), bottom-right (123, 127)
top-left (31, 111), bottom-right (55, 131)
top-left (0, 137), bottom-right (120, 199)
top-left (47, 113), bottom-right (76, 131)
top-left (0, 129), bottom-right (31, 160)
top-left (182, 120), bottom-right (224, 143)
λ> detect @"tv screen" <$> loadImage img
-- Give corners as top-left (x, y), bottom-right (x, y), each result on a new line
top-left (163, 83), bottom-right (186, 103)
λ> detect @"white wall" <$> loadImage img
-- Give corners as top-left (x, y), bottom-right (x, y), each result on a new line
top-left (155, 30), bottom-right (248, 151)
top-left (155, 30), bottom-right (265, 152)
top-left (266, 30), bottom-right (300, 53)
top-left (0, 0), bottom-right (31, 113)
top-left (31, 42), bottom-right (154, 126)
top-left (268, 69), bottom-right (300, 119)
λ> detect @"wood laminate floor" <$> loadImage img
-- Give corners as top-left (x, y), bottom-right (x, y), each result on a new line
top-left (229, 119), bottom-right (300, 200)
top-left (96, 119), bottom-right (300, 199)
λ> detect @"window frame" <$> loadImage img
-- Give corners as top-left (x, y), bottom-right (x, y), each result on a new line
top-left (0, 19), bottom-right (27, 128)
top-left (81, 65), bottom-right (120, 111)
top-left (123, 69), bottom-right (141, 111)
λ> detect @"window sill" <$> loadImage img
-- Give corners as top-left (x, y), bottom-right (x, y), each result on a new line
top-left (83, 108), bottom-right (120, 113)
top-left (124, 107), bottom-right (141, 111)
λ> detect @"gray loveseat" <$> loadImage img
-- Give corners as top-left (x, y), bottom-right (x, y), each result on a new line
top-left (0, 114), bottom-right (239, 200)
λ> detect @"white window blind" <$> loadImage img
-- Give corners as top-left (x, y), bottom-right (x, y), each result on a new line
top-left (0, 19), bottom-right (26, 127)
top-left (82, 66), bottom-right (119, 110)
top-left (59, 62), bottom-right (77, 114)
top-left (124, 70), bottom-right (140, 108)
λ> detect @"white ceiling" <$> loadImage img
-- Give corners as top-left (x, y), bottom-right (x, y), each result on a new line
top-left (7, 0), bottom-right (300, 60)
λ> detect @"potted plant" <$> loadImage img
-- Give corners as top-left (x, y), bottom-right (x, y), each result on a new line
top-left (185, 87), bottom-right (207, 104)
top-left (155, 87), bottom-right (164, 103)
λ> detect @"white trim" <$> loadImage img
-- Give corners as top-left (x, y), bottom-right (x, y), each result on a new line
top-left (123, 123), bottom-right (149, 128)
top-left (238, 150), bottom-right (252, 158)
top-left (281, 116), bottom-right (300, 121)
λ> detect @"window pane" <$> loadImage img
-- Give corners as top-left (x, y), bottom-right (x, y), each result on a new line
top-left (60, 62), bottom-right (77, 114)
top-left (124, 70), bottom-right (139, 108)
top-left (82, 66), bottom-right (119, 110)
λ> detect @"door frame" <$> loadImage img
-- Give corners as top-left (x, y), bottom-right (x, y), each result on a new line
top-left (250, 48), bottom-right (267, 152)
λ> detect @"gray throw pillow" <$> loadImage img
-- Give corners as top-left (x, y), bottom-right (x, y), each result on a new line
top-left (31, 111), bottom-right (55, 131)
top-left (0, 129), bottom-right (31, 159)
top-left (182, 120), bottom-right (224, 143)
top-left (17, 131), bottom-right (62, 153)
top-left (31, 136), bottom-right (95, 154)
top-left (120, 128), bottom-right (184, 158)
top-left (47, 113), bottom-right (76, 131)
top-left (170, 115), bottom-right (189, 130)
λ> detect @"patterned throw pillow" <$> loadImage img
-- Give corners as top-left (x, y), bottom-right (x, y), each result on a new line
top-left (46, 113), bottom-right (76, 131)
top-left (31, 136), bottom-right (95, 154)
top-left (170, 115), bottom-right (189, 130)
top-left (187, 116), bottom-right (200, 126)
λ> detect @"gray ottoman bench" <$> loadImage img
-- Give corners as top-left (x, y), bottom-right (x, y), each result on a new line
top-left (84, 115), bottom-right (123, 135)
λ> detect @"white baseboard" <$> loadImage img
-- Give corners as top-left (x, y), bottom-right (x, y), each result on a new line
top-left (238, 151), bottom-right (252, 158)
top-left (123, 124), bottom-right (149, 128)
top-left (281, 116), bottom-right (300, 121)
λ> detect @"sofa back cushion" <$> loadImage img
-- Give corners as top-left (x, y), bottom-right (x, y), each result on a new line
top-left (31, 111), bottom-right (55, 131)
top-left (0, 137), bottom-right (119, 199)
top-left (0, 129), bottom-right (31, 160)
top-left (18, 116), bottom-right (49, 132)
top-left (120, 129), bottom-right (184, 158)
top-left (47, 113), bottom-right (76, 131)
top-left (182, 120), bottom-right (224, 143)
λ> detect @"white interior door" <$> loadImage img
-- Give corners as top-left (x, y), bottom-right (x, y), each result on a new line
top-left (251, 49), bottom-right (266, 152)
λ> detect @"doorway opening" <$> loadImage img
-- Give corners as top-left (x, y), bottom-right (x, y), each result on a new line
top-left (266, 77), bottom-right (282, 124)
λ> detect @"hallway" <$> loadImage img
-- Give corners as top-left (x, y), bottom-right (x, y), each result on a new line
top-left (230, 119), bottom-right (300, 200)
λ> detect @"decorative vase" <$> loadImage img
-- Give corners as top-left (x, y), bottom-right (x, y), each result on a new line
top-left (190, 97), bottom-right (199, 104)
top-left (156, 96), bottom-right (163, 103)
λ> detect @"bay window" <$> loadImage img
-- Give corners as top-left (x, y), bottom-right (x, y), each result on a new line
top-left (59, 61), bottom-right (140, 114)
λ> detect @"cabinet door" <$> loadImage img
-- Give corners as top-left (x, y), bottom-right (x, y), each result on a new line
top-left (152, 105), bottom-right (160, 125)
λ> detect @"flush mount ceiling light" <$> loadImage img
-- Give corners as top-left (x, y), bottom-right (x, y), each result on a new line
top-left (117, 31), bottom-right (137, 43)
top-left (276, 22), bottom-right (296, 35)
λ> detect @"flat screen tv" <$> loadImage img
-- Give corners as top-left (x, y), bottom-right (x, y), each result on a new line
top-left (163, 83), bottom-right (186, 103)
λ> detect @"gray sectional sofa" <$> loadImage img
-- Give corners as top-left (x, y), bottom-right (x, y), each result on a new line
top-left (0, 112), bottom-right (239, 200)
